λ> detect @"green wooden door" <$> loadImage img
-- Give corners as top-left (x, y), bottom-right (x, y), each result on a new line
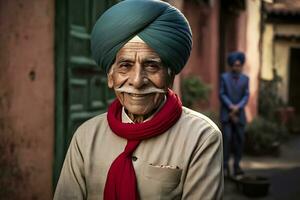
top-left (54, 0), bottom-right (117, 187)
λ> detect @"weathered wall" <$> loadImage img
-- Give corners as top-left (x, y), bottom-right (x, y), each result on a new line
top-left (182, 1), bottom-right (220, 112)
top-left (222, 10), bottom-right (247, 60)
top-left (261, 24), bottom-right (274, 80)
top-left (244, 0), bottom-right (261, 121)
top-left (168, 0), bottom-right (184, 96)
top-left (276, 24), bottom-right (300, 35)
top-left (0, 0), bottom-right (54, 199)
top-left (177, 0), bottom-right (260, 122)
top-left (236, 11), bottom-right (247, 53)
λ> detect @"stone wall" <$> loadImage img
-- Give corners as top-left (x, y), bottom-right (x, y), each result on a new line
top-left (0, 0), bottom-right (55, 199)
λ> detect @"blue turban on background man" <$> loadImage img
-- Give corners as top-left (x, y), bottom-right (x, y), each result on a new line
top-left (227, 51), bottom-right (246, 67)
top-left (91, 0), bottom-right (192, 74)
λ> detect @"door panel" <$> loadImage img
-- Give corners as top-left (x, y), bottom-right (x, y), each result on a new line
top-left (69, 0), bottom-right (89, 28)
top-left (54, 0), bottom-right (118, 187)
top-left (67, 0), bottom-right (117, 146)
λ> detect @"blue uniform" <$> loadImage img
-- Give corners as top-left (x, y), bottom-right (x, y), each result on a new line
top-left (219, 72), bottom-right (249, 171)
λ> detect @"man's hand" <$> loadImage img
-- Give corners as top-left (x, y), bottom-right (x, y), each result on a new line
top-left (229, 105), bottom-right (239, 123)
top-left (230, 105), bottom-right (239, 113)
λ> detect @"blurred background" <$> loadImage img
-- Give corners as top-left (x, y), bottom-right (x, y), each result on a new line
top-left (0, 0), bottom-right (299, 199)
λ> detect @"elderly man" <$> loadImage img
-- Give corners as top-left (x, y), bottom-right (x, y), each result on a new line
top-left (219, 51), bottom-right (249, 177)
top-left (54, 0), bottom-right (223, 199)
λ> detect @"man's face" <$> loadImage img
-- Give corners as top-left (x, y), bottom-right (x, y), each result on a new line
top-left (231, 60), bottom-right (243, 74)
top-left (108, 38), bottom-right (172, 116)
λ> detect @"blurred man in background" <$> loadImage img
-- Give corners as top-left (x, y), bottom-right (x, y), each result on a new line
top-left (220, 51), bottom-right (249, 177)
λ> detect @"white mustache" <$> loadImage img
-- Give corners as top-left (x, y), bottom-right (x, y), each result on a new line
top-left (114, 86), bottom-right (166, 94)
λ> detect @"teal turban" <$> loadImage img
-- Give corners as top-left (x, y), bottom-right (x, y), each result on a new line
top-left (91, 0), bottom-right (192, 74)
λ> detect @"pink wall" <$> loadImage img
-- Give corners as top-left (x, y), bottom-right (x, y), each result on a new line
top-left (0, 0), bottom-right (54, 199)
top-left (182, 1), bottom-right (257, 122)
top-left (223, 7), bottom-right (258, 122)
top-left (237, 10), bottom-right (258, 122)
top-left (182, 2), bottom-right (220, 112)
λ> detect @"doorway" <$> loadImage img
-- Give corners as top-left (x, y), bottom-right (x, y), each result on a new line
top-left (54, 0), bottom-right (117, 187)
top-left (288, 48), bottom-right (300, 116)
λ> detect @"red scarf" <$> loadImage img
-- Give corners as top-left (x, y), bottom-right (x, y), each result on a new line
top-left (104, 89), bottom-right (182, 200)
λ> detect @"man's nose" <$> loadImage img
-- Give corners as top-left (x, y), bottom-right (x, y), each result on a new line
top-left (129, 64), bottom-right (148, 88)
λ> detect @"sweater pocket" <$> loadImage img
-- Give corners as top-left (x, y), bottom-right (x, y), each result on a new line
top-left (139, 163), bottom-right (182, 199)
top-left (144, 164), bottom-right (182, 186)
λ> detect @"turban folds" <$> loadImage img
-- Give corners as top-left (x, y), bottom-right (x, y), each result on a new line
top-left (91, 0), bottom-right (192, 74)
top-left (227, 51), bottom-right (246, 66)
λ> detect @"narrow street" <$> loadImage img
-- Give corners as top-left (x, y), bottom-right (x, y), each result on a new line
top-left (224, 134), bottom-right (300, 200)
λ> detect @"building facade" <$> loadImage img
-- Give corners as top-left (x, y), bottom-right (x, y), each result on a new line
top-left (261, 0), bottom-right (300, 118)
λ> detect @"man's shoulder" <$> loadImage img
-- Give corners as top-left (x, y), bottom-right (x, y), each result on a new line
top-left (81, 112), bottom-right (107, 127)
top-left (74, 112), bottom-right (108, 137)
top-left (181, 107), bottom-right (221, 134)
top-left (240, 73), bottom-right (249, 80)
top-left (221, 72), bottom-right (230, 79)
top-left (174, 107), bottom-right (222, 146)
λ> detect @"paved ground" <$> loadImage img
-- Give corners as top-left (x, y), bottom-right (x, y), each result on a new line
top-left (224, 134), bottom-right (300, 200)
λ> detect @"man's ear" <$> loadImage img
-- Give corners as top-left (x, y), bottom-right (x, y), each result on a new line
top-left (167, 73), bottom-right (175, 88)
top-left (107, 71), bottom-right (114, 89)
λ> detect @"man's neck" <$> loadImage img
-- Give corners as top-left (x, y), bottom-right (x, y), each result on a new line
top-left (126, 111), bottom-right (155, 123)
top-left (231, 71), bottom-right (241, 75)
top-left (123, 96), bottom-right (167, 123)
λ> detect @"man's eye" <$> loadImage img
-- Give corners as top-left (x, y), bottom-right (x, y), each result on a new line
top-left (119, 63), bottom-right (132, 69)
top-left (120, 63), bottom-right (130, 67)
top-left (145, 63), bottom-right (160, 72)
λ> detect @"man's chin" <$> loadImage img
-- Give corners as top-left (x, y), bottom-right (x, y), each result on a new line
top-left (125, 107), bottom-right (150, 116)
